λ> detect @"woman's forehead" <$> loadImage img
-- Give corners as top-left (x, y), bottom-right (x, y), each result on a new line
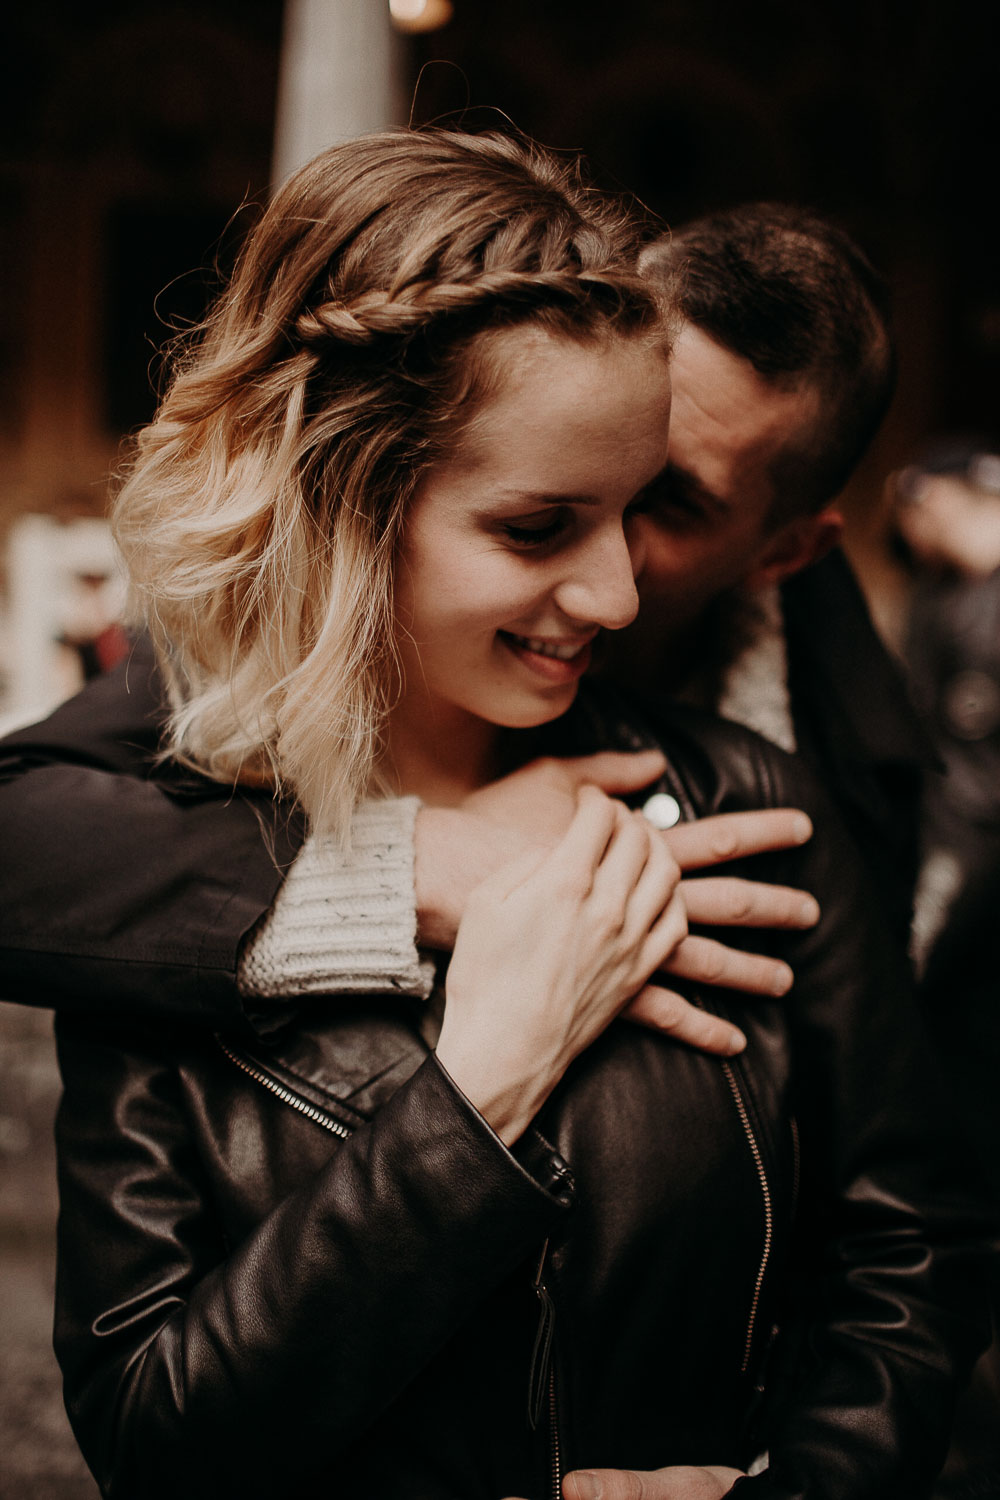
top-left (412, 328), bottom-right (672, 512)
top-left (451, 325), bottom-right (671, 458)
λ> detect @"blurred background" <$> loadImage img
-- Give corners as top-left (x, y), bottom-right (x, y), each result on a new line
top-left (0, 1), bottom-right (996, 1494)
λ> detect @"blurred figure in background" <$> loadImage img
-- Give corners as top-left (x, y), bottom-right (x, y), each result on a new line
top-left (891, 440), bottom-right (1000, 1500)
top-left (892, 441), bottom-right (1000, 969)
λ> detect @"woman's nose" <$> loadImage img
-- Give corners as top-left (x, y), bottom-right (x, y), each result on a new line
top-left (554, 527), bottom-right (641, 631)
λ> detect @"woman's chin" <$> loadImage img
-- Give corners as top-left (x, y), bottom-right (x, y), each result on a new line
top-left (484, 680), bottom-right (581, 730)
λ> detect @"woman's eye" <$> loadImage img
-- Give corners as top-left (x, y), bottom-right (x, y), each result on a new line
top-left (500, 514), bottom-right (568, 547)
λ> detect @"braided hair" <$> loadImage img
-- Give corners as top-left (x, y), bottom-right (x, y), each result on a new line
top-left (114, 129), bottom-right (672, 835)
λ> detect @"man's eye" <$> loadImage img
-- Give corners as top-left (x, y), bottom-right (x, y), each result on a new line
top-left (634, 486), bottom-right (704, 527)
top-left (501, 514), bottom-right (567, 547)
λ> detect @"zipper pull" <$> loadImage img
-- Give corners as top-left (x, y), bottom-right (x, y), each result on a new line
top-left (528, 1239), bottom-right (556, 1430)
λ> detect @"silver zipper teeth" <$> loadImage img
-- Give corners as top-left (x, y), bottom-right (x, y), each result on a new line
top-left (722, 1060), bottom-right (773, 1374)
top-left (548, 1368), bottom-right (562, 1500)
top-left (790, 1115), bottom-right (801, 1210)
top-left (218, 1040), bottom-right (353, 1139)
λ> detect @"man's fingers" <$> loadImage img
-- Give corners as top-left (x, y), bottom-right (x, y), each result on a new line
top-left (664, 808), bottom-right (812, 871)
top-left (664, 934), bottom-right (794, 996)
top-left (623, 983), bottom-right (746, 1056)
top-left (682, 875), bottom-right (820, 930)
top-left (558, 748), bottom-right (668, 794)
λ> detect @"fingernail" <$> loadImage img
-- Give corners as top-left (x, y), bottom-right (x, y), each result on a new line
top-left (726, 1028), bottom-right (747, 1055)
top-left (570, 1475), bottom-right (602, 1500)
top-left (792, 814), bottom-right (813, 843)
top-left (799, 897), bottom-right (820, 925)
top-left (773, 964), bottom-right (794, 995)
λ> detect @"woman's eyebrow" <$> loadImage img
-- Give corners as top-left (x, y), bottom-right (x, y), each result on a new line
top-left (481, 489), bottom-right (601, 509)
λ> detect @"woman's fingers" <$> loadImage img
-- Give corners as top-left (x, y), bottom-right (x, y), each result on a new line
top-left (484, 784), bottom-right (616, 906)
top-left (682, 875), bottom-right (820, 930)
top-left (623, 983), bottom-right (746, 1056)
top-left (590, 805), bottom-right (659, 918)
top-left (542, 783), bottom-right (619, 893)
top-left (663, 808), bottom-right (812, 871)
top-left (664, 933), bottom-right (794, 996)
top-left (625, 818), bottom-right (683, 940)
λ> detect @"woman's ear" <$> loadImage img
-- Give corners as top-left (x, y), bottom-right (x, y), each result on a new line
top-left (743, 506), bottom-right (843, 590)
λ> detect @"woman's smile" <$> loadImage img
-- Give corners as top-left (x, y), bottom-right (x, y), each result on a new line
top-left (497, 629), bottom-right (597, 682)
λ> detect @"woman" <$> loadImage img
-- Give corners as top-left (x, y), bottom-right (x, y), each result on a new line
top-left (54, 129), bottom-right (983, 1500)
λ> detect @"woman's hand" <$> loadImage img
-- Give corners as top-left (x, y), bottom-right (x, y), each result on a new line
top-left (502, 1463), bottom-right (745, 1500)
top-left (436, 786), bottom-right (686, 1145)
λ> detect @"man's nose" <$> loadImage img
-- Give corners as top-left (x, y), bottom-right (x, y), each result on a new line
top-left (554, 528), bottom-right (640, 631)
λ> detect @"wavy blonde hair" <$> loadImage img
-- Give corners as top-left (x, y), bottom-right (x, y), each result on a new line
top-left (114, 129), bottom-right (673, 837)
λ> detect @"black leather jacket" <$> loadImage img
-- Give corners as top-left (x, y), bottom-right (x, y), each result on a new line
top-left (53, 700), bottom-right (987, 1500)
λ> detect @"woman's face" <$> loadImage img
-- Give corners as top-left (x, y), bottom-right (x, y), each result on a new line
top-left (394, 325), bottom-right (672, 736)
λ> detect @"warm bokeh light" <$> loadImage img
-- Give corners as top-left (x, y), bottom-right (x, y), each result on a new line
top-left (389, 0), bottom-right (453, 35)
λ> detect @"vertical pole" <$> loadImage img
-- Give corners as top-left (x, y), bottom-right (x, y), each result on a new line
top-left (272, 0), bottom-right (403, 187)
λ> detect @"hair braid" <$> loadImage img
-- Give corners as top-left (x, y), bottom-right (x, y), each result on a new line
top-left (295, 267), bottom-right (647, 352)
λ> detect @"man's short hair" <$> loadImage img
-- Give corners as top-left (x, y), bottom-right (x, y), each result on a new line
top-left (641, 204), bottom-right (896, 519)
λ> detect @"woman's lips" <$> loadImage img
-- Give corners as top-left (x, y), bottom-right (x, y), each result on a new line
top-left (498, 631), bottom-right (595, 683)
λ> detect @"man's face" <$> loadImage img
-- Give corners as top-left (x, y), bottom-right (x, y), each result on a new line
top-left (621, 323), bottom-right (833, 670)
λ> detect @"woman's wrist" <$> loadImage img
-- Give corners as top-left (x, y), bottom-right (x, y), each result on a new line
top-left (435, 1030), bottom-right (556, 1146)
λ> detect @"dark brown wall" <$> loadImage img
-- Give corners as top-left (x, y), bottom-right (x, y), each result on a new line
top-left (2, 1), bottom-right (995, 571)
top-left (0, 2), bottom-right (283, 525)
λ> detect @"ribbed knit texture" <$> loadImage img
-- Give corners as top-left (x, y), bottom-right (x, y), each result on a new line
top-left (238, 796), bottom-right (435, 1000)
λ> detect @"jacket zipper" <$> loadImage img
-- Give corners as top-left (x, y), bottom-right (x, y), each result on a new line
top-left (528, 1237), bottom-right (563, 1500)
top-left (548, 1367), bottom-right (562, 1500)
top-left (721, 1059), bottom-right (773, 1374)
top-left (217, 1039), bottom-right (354, 1139)
top-left (790, 1115), bottom-right (801, 1214)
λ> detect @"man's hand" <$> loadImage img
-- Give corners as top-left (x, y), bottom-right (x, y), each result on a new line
top-left (625, 806), bottom-right (818, 1044)
top-left (415, 751), bottom-right (817, 1057)
top-left (502, 1463), bottom-right (745, 1500)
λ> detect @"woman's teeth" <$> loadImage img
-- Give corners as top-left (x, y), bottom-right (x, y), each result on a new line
top-left (508, 634), bottom-right (586, 661)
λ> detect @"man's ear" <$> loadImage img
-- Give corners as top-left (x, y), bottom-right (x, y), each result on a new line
top-left (743, 506), bottom-right (843, 590)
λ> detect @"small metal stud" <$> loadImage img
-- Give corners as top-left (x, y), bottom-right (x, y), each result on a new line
top-left (641, 791), bottom-right (681, 830)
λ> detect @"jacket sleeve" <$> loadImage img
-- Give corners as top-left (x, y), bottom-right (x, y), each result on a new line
top-left (0, 644), bottom-right (298, 1030)
top-left (53, 1019), bottom-right (570, 1499)
top-left (0, 642), bottom-right (426, 1027)
top-left (694, 729), bottom-right (993, 1499)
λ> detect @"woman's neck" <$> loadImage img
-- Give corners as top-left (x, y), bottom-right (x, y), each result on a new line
top-left (385, 696), bottom-right (500, 806)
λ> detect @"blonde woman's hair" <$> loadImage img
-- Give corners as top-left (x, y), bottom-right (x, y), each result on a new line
top-left (114, 128), bottom-right (673, 838)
